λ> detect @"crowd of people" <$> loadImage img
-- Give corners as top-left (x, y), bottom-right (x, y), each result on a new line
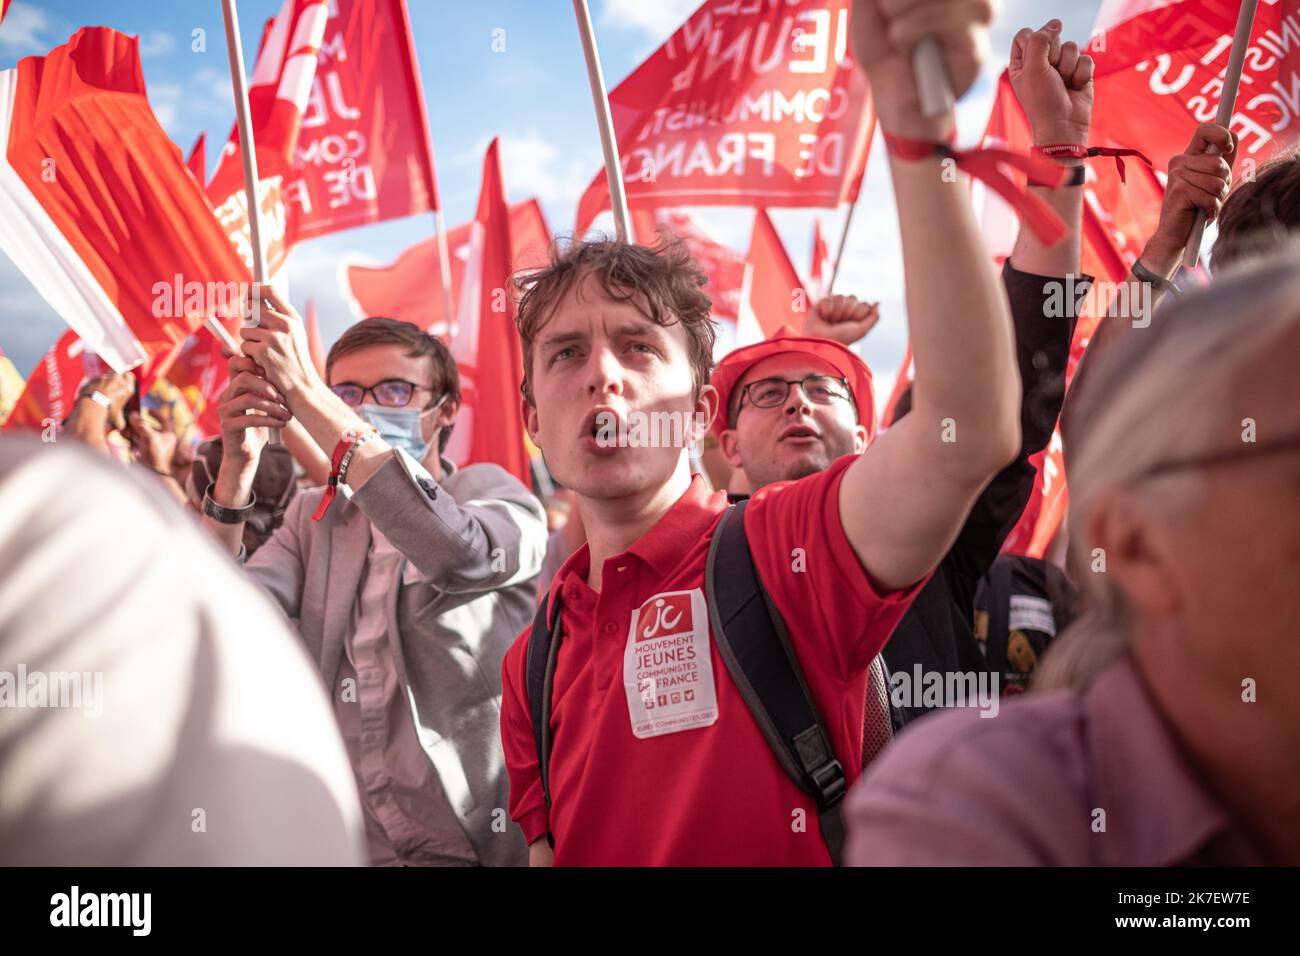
top-left (1, 6), bottom-right (1297, 867)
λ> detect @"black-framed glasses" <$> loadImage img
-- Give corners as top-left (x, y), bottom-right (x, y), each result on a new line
top-left (1137, 434), bottom-right (1300, 481)
top-left (739, 374), bottom-right (851, 413)
top-left (331, 379), bottom-right (432, 408)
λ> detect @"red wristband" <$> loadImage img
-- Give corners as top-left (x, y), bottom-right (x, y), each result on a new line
top-left (883, 130), bottom-right (1069, 245)
top-left (311, 425), bottom-right (379, 522)
top-left (1032, 144), bottom-right (1155, 184)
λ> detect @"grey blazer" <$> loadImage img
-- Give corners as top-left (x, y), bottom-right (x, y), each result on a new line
top-left (244, 448), bottom-right (546, 867)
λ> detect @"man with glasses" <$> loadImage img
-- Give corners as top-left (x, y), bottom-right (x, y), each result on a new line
top-left (201, 306), bottom-right (546, 867)
top-left (714, 19), bottom-right (1101, 741)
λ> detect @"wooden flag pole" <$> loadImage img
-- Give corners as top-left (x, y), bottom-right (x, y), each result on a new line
top-left (1182, 0), bottom-right (1259, 269)
top-left (573, 0), bottom-right (631, 241)
top-left (220, 0), bottom-right (268, 284)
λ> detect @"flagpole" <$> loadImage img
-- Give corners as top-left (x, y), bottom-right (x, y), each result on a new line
top-left (1182, 0), bottom-right (1259, 269)
top-left (432, 210), bottom-right (456, 331)
top-left (913, 38), bottom-right (955, 119)
top-left (220, 0), bottom-right (268, 284)
top-left (222, 0), bottom-right (283, 443)
top-left (393, 0), bottom-right (457, 330)
top-left (572, 0), bottom-right (631, 241)
top-left (827, 193), bottom-right (861, 294)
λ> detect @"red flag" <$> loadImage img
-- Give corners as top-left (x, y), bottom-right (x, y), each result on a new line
top-left (163, 329), bottom-right (227, 439)
top-left (207, 0), bottom-right (329, 274)
top-left (0, 28), bottom-right (252, 370)
top-left (443, 139), bottom-right (530, 486)
top-left (282, 0), bottom-right (438, 243)
top-left (574, 0), bottom-right (875, 234)
top-left (809, 217), bottom-right (833, 300)
top-left (1, 1), bottom-right (12, 28)
top-left (1088, 0), bottom-right (1300, 178)
top-left (742, 209), bottom-right (808, 342)
top-left (186, 133), bottom-right (206, 184)
top-left (305, 298), bottom-right (327, 378)
top-left (3, 331), bottom-right (112, 433)
top-left (345, 199), bottom-right (550, 334)
top-left (879, 341), bottom-right (913, 432)
top-left (634, 209), bottom-right (747, 326)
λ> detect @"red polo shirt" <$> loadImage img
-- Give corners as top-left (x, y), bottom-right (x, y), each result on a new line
top-left (500, 456), bottom-right (926, 865)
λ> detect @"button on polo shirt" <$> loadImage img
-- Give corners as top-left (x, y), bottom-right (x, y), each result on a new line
top-left (501, 456), bottom-right (927, 866)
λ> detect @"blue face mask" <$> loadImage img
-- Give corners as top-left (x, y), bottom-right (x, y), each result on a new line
top-left (360, 396), bottom-right (445, 462)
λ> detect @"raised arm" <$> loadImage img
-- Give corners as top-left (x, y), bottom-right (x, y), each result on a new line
top-left (1007, 20), bottom-right (1088, 278)
top-left (838, 0), bottom-right (1021, 592)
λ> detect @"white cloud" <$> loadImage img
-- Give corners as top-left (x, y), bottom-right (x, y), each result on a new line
top-left (0, 2), bottom-right (62, 56)
top-left (599, 0), bottom-right (698, 40)
top-left (137, 31), bottom-right (177, 58)
top-left (457, 131), bottom-right (598, 222)
top-left (193, 67), bottom-right (233, 108)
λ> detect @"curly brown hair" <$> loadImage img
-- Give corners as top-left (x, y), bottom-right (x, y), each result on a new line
top-left (513, 236), bottom-right (716, 405)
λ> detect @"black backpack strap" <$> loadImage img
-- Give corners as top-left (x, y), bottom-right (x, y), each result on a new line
top-left (525, 589), bottom-right (563, 846)
top-left (704, 500), bottom-right (848, 865)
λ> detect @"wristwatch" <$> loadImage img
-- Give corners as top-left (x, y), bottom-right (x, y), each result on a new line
top-left (79, 390), bottom-right (112, 409)
top-left (202, 482), bottom-right (257, 524)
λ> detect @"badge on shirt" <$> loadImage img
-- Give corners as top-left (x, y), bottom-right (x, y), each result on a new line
top-left (623, 589), bottom-right (718, 739)
top-left (1009, 595), bottom-right (1057, 637)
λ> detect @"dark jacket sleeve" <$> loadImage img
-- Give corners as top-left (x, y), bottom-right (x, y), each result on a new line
top-left (941, 262), bottom-right (1087, 607)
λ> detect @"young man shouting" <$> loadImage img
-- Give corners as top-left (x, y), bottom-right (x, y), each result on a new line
top-left (500, 0), bottom-right (1024, 866)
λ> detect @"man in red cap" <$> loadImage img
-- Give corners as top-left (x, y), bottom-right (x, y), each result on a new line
top-left (712, 313), bottom-right (878, 496)
top-left (713, 18), bottom-right (1098, 738)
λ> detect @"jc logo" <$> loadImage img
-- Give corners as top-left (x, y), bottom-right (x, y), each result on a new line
top-left (642, 598), bottom-right (684, 639)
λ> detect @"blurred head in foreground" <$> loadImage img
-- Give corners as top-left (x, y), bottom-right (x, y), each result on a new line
top-left (845, 246), bottom-right (1300, 866)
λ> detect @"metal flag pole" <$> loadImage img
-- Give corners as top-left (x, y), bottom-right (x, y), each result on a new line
top-left (573, 0), bottom-right (631, 241)
top-left (1182, 0), bottom-right (1259, 269)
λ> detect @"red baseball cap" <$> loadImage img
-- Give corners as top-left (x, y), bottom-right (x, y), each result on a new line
top-left (711, 327), bottom-right (876, 439)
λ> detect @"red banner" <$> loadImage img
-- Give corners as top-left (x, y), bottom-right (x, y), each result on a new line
top-left (444, 139), bottom-right (530, 485)
top-left (575, 0), bottom-right (874, 234)
top-left (1088, 0), bottom-right (1300, 174)
top-left (3, 331), bottom-right (111, 433)
top-left (0, 28), bottom-right (252, 368)
top-left (345, 199), bottom-right (550, 334)
top-left (186, 133), bottom-right (206, 184)
top-left (743, 209), bottom-right (807, 342)
top-left (163, 328), bottom-right (227, 439)
top-left (632, 209), bottom-right (747, 326)
top-left (207, 0), bottom-right (329, 274)
top-left (283, 0), bottom-right (438, 244)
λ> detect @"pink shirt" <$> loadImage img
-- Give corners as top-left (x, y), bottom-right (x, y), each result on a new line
top-left (846, 655), bottom-right (1263, 866)
top-left (335, 528), bottom-right (478, 866)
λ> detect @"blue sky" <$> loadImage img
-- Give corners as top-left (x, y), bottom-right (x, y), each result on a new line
top-left (0, 0), bottom-right (1102, 412)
